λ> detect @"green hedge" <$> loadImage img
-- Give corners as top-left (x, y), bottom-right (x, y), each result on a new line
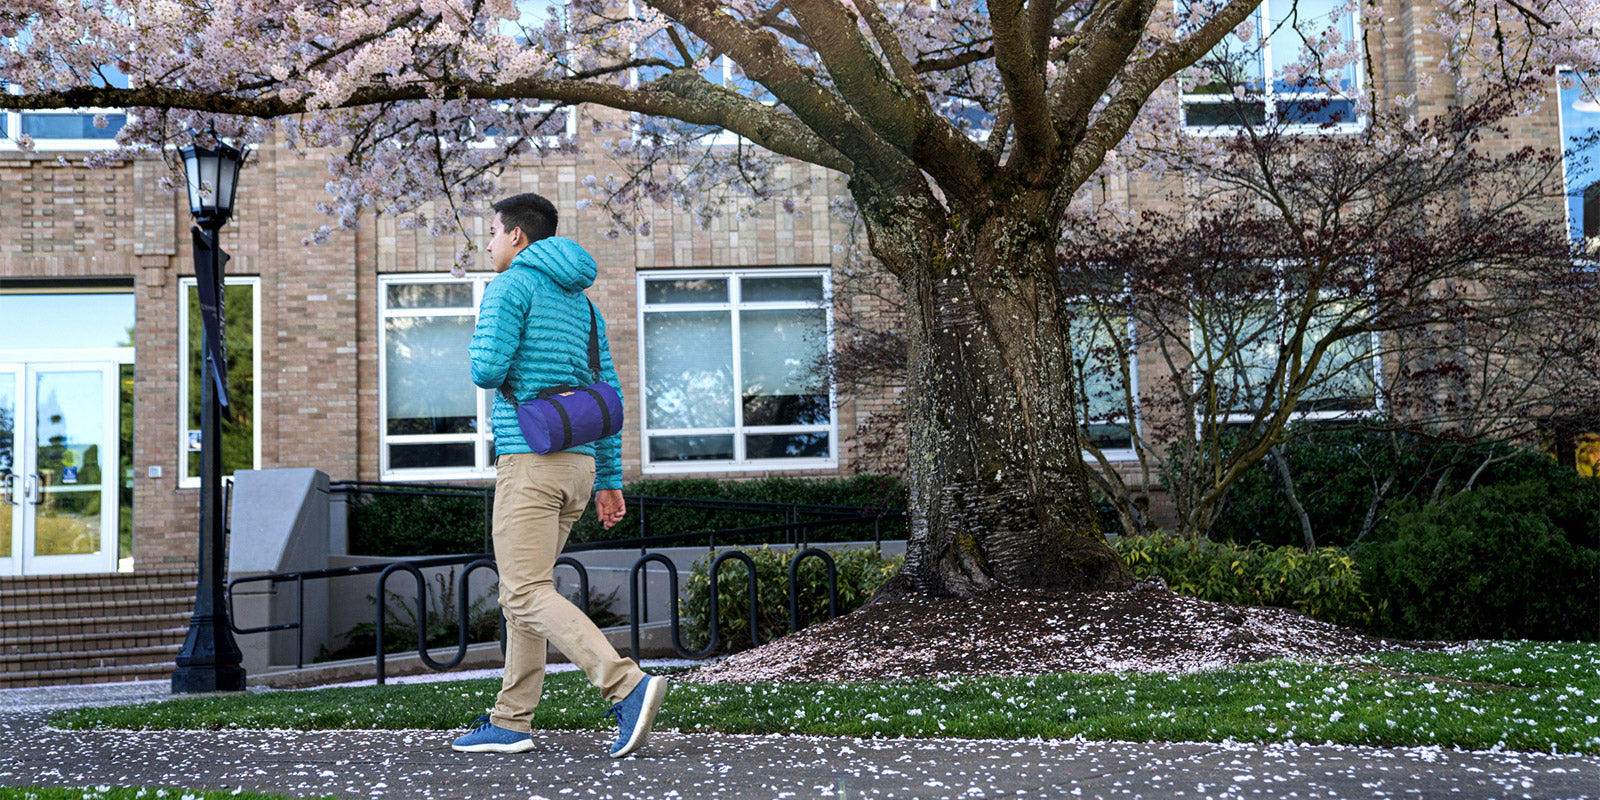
top-left (347, 490), bottom-right (492, 557)
top-left (569, 475), bottom-right (907, 546)
top-left (347, 475), bottom-right (906, 557)
top-left (1355, 476), bottom-right (1599, 641)
top-left (681, 546), bottom-right (904, 654)
top-left (1111, 533), bottom-right (1377, 628)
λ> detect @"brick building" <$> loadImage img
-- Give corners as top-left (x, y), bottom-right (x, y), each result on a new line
top-left (1, 6), bottom-right (1594, 684)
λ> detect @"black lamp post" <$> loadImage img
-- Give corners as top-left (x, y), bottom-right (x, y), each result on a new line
top-left (172, 134), bottom-right (248, 694)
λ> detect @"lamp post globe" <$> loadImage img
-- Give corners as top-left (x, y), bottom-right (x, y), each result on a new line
top-left (171, 132), bottom-right (248, 694)
top-left (179, 138), bottom-right (245, 230)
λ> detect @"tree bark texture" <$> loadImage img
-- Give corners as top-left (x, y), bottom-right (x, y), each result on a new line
top-left (888, 210), bottom-right (1134, 598)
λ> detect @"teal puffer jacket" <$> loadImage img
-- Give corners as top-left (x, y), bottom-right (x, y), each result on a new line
top-left (469, 236), bottom-right (623, 492)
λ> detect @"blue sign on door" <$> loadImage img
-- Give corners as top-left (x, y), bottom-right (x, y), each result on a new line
top-left (62, 466), bottom-right (78, 484)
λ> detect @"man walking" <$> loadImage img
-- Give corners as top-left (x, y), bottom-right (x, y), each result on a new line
top-left (454, 192), bottom-right (667, 757)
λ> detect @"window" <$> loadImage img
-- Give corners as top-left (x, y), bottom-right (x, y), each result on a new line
top-left (1191, 285), bottom-right (1378, 421)
top-left (1, 59), bottom-right (128, 149)
top-left (379, 275), bottom-right (497, 479)
top-left (1181, 0), bottom-right (1362, 132)
top-left (1558, 72), bottom-right (1600, 246)
top-left (638, 269), bottom-right (835, 471)
top-left (1065, 302), bottom-right (1139, 458)
top-left (178, 277), bottom-right (260, 487)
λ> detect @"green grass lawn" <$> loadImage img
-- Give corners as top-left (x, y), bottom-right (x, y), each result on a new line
top-left (0, 789), bottom-right (335, 800)
top-left (51, 641), bottom-right (1600, 754)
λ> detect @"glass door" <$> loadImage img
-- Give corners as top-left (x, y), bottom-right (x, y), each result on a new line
top-left (7, 362), bottom-right (120, 575)
top-left (0, 365), bottom-right (19, 575)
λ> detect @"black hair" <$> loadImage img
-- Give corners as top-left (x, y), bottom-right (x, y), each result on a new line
top-left (491, 193), bottom-right (558, 242)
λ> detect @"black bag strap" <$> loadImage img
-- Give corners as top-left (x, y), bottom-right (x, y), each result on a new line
top-left (586, 299), bottom-right (602, 382)
top-left (499, 297), bottom-right (604, 404)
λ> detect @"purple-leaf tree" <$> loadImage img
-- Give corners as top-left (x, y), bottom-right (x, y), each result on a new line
top-left (2, 0), bottom-right (1594, 597)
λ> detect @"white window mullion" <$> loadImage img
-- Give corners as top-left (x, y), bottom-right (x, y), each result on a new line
top-left (730, 276), bottom-right (747, 463)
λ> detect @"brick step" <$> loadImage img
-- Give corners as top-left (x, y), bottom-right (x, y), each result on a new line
top-left (1, 639), bottom-right (186, 672)
top-left (0, 577), bottom-right (198, 599)
top-left (0, 582), bottom-right (198, 621)
top-left (0, 610), bottom-right (193, 639)
top-left (0, 596), bottom-right (194, 625)
top-left (0, 568), bottom-right (196, 593)
top-left (0, 662), bottom-right (175, 689)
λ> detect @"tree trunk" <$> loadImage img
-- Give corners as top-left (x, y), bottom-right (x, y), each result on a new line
top-left (884, 211), bottom-right (1133, 598)
top-left (1269, 445), bottom-right (1316, 551)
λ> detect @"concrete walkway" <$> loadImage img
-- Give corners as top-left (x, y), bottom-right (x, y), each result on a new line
top-left (1, 679), bottom-right (1596, 799)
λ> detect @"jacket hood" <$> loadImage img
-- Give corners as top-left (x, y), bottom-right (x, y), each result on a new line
top-left (511, 236), bottom-right (596, 293)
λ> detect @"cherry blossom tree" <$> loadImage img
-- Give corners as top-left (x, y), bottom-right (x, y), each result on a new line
top-left (2, 0), bottom-right (1595, 597)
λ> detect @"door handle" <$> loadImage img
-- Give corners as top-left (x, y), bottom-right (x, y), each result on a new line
top-left (23, 474), bottom-right (40, 505)
top-left (1, 471), bottom-right (13, 506)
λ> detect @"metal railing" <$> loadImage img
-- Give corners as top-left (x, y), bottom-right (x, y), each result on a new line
top-left (226, 492), bottom-right (903, 683)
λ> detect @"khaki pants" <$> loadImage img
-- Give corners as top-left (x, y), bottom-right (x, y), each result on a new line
top-left (490, 452), bottom-right (644, 733)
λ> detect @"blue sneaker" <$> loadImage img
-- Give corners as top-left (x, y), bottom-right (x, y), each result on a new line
top-left (606, 675), bottom-right (668, 758)
top-left (451, 714), bottom-right (534, 753)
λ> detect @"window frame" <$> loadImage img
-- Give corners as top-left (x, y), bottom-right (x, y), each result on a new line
top-left (176, 276), bottom-right (262, 489)
top-left (636, 267), bottom-right (838, 474)
top-left (376, 273), bottom-right (498, 482)
top-left (1180, 0), bottom-right (1366, 136)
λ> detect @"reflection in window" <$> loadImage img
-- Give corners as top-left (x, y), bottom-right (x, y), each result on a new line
top-left (1065, 304), bottom-right (1137, 455)
top-left (384, 315), bottom-right (478, 435)
top-left (639, 270), bottom-right (835, 470)
top-left (180, 279), bottom-right (258, 484)
top-left (379, 276), bottom-right (496, 478)
top-left (1559, 73), bottom-right (1600, 245)
top-left (0, 292), bottom-right (134, 350)
top-left (1192, 287), bottom-right (1377, 418)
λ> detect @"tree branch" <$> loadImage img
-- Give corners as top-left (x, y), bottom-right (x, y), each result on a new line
top-left (990, 0), bottom-right (1057, 170)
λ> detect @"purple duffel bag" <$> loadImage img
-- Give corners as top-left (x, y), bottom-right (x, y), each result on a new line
top-left (509, 381), bottom-right (624, 454)
top-left (497, 300), bottom-right (625, 454)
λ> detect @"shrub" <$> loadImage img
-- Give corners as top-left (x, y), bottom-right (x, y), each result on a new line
top-left (346, 475), bottom-right (907, 557)
top-left (1206, 428), bottom-right (1581, 549)
top-left (1111, 533), bottom-right (1377, 628)
top-left (681, 546), bottom-right (904, 654)
top-left (1355, 476), bottom-right (1600, 641)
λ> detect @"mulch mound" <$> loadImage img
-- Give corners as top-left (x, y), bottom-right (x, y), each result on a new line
top-left (680, 582), bottom-right (1439, 683)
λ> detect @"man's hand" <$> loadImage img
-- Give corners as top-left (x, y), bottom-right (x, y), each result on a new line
top-left (595, 489), bottom-right (627, 530)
